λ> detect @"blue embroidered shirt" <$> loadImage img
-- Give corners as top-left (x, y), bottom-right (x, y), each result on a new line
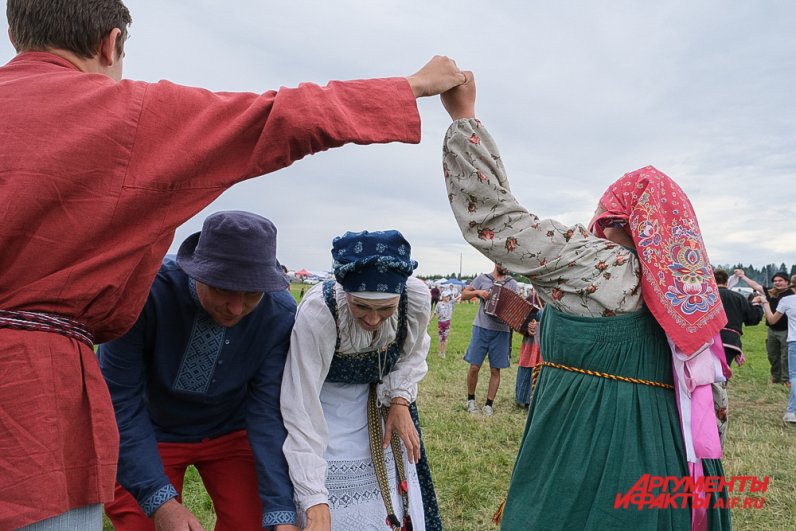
top-left (99, 257), bottom-right (297, 528)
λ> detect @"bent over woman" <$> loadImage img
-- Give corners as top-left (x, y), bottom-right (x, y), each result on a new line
top-left (281, 230), bottom-right (441, 531)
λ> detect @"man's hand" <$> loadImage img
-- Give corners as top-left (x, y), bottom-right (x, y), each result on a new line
top-left (152, 499), bottom-right (204, 531)
top-left (440, 71), bottom-right (476, 120)
top-left (734, 269), bottom-right (745, 278)
top-left (383, 400), bottom-right (421, 464)
top-left (527, 319), bottom-right (538, 336)
top-left (406, 56), bottom-right (467, 98)
top-left (275, 525), bottom-right (300, 531)
top-left (303, 504), bottom-right (331, 531)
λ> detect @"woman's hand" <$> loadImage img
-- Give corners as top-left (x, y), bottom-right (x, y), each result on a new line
top-left (383, 399), bottom-right (420, 464)
top-left (440, 71), bottom-right (476, 120)
top-left (303, 504), bottom-right (331, 531)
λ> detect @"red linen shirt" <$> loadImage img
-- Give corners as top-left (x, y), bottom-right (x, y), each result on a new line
top-left (0, 52), bottom-right (420, 528)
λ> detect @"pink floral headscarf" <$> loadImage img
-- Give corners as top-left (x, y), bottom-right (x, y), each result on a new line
top-left (591, 166), bottom-right (727, 355)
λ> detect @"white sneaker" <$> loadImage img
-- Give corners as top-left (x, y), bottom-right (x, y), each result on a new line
top-left (482, 405), bottom-right (494, 417)
top-left (438, 352), bottom-right (446, 359)
top-left (784, 411), bottom-right (796, 424)
top-left (467, 399), bottom-right (479, 414)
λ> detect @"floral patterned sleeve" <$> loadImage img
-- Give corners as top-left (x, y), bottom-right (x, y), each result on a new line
top-left (443, 118), bottom-right (643, 317)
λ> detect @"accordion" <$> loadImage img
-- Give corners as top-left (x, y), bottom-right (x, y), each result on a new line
top-left (484, 284), bottom-right (537, 334)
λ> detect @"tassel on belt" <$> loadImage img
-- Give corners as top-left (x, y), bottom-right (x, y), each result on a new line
top-left (0, 309), bottom-right (95, 349)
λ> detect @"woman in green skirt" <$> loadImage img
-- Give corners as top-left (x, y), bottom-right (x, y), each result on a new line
top-left (438, 76), bottom-right (731, 530)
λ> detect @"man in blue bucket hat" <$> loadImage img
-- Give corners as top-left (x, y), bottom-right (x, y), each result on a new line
top-left (99, 211), bottom-right (299, 531)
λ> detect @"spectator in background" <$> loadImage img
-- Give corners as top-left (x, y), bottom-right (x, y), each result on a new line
top-left (760, 280), bottom-right (796, 424)
top-left (734, 270), bottom-right (793, 385)
top-left (712, 269), bottom-right (764, 446)
top-left (434, 290), bottom-right (454, 358)
top-left (459, 263), bottom-right (520, 416)
top-left (515, 290), bottom-right (543, 408)
top-left (430, 284), bottom-right (441, 311)
top-left (714, 270), bottom-right (763, 366)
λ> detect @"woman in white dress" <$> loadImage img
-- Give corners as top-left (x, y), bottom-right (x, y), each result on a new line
top-left (281, 230), bottom-right (442, 531)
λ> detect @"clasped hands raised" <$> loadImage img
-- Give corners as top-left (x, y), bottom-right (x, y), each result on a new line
top-left (404, 55), bottom-right (476, 121)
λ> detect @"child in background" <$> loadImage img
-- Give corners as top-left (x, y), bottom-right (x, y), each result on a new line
top-left (435, 291), bottom-right (454, 358)
top-left (515, 290), bottom-right (543, 408)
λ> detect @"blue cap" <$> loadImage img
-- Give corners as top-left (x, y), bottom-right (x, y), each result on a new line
top-left (331, 230), bottom-right (417, 294)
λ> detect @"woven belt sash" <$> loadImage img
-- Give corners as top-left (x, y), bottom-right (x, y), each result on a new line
top-left (0, 310), bottom-right (95, 349)
top-left (367, 384), bottom-right (413, 531)
top-left (531, 360), bottom-right (674, 394)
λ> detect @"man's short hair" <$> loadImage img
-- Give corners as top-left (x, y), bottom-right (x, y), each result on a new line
top-left (7, 0), bottom-right (132, 59)
top-left (713, 269), bottom-right (729, 285)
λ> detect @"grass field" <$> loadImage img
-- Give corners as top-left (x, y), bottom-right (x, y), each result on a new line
top-left (104, 283), bottom-right (796, 530)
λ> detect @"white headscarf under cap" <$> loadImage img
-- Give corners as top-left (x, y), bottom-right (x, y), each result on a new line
top-left (348, 291), bottom-right (401, 300)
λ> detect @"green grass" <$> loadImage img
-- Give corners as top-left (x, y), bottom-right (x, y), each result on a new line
top-left (104, 284), bottom-right (796, 530)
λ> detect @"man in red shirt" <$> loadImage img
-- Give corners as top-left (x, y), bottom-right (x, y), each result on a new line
top-left (0, 1), bottom-right (466, 529)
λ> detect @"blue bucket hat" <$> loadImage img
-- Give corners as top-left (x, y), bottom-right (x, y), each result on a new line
top-left (331, 230), bottom-right (417, 295)
top-left (177, 211), bottom-right (288, 293)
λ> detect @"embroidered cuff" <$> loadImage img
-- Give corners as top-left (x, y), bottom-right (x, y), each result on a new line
top-left (263, 510), bottom-right (298, 528)
top-left (141, 484), bottom-right (178, 517)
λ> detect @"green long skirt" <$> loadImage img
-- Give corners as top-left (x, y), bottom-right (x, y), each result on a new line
top-left (501, 307), bottom-right (731, 530)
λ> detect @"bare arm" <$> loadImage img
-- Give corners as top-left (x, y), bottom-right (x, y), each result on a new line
top-left (761, 301), bottom-right (783, 325)
top-left (460, 285), bottom-right (488, 301)
top-left (734, 269), bottom-right (764, 294)
top-left (382, 399), bottom-right (420, 464)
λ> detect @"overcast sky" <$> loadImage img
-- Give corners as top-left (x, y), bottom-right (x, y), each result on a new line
top-left (3, 1), bottom-right (794, 277)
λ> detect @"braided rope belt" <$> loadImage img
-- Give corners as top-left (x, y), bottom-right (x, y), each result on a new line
top-left (367, 384), bottom-right (412, 531)
top-left (531, 360), bottom-right (674, 394)
top-left (0, 310), bottom-right (95, 349)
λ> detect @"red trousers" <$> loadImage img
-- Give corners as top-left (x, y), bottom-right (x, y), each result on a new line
top-left (104, 430), bottom-right (262, 531)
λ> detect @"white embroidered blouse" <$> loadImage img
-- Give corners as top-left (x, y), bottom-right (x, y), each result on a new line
top-left (280, 276), bottom-right (431, 511)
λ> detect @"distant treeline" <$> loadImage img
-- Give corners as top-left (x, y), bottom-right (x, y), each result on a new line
top-left (421, 265), bottom-right (795, 288)
top-left (419, 273), bottom-right (475, 283)
top-left (714, 263), bottom-right (795, 286)
top-left (419, 272), bottom-right (531, 284)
